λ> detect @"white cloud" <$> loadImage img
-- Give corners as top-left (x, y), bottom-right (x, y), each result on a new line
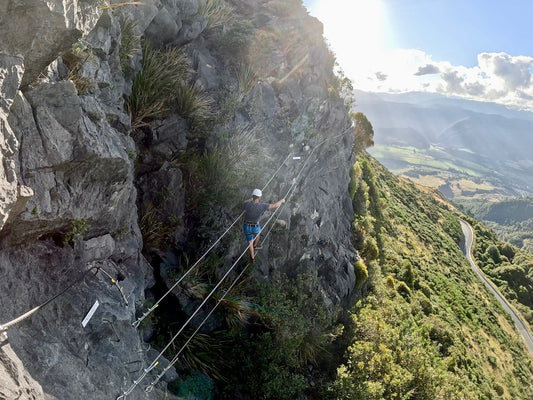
top-left (478, 52), bottom-right (533, 91)
top-left (307, 0), bottom-right (533, 110)
top-left (346, 49), bottom-right (533, 111)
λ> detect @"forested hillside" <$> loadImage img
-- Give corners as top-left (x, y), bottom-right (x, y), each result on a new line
top-left (331, 153), bottom-right (533, 400)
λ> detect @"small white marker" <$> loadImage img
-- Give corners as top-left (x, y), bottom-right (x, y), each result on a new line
top-left (82, 300), bottom-right (100, 328)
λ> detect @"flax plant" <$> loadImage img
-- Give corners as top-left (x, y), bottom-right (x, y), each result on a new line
top-left (127, 43), bottom-right (189, 127)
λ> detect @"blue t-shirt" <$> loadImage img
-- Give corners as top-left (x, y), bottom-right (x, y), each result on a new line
top-left (243, 201), bottom-right (269, 224)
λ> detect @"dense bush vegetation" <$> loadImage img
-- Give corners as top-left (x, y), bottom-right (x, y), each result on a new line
top-left (337, 153), bottom-right (533, 400)
top-left (466, 217), bottom-right (533, 325)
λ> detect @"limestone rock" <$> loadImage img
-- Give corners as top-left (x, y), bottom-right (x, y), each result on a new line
top-left (175, 15), bottom-right (208, 45)
top-left (0, 0), bottom-right (102, 88)
top-left (0, 343), bottom-right (44, 400)
top-left (0, 0), bottom-right (361, 399)
top-left (145, 7), bottom-right (182, 47)
top-left (0, 55), bottom-right (25, 230)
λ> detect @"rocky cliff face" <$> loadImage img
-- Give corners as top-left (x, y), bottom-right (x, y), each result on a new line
top-left (0, 0), bottom-right (357, 399)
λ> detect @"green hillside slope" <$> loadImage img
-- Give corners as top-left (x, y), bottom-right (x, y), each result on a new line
top-left (333, 153), bottom-right (533, 400)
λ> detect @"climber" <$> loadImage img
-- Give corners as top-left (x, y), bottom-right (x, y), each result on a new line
top-left (243, 188), bottom-right (285, 262)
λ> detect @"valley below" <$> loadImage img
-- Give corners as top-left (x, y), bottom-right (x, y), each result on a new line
top-left (356, 90), bottom-right (533, 200)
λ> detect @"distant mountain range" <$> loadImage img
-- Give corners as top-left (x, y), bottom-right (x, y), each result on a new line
top-left (353, 90), bottom-right (533, 199)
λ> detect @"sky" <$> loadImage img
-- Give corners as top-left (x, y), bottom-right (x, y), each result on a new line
top-left (302, 0), bottom-right (533, 111)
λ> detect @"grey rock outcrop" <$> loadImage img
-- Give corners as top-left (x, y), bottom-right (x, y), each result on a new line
top-left (0, 0), bottom-right (360, 399)
top-left (0, 343), bottom-right (44, 400)
top-left (0, 0), bottom-right (102, 88)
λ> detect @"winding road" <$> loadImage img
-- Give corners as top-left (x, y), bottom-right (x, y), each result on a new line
top-left (459, 219), bottom-right (533, 357)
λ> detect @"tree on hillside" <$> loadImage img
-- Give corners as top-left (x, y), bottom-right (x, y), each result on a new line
top-left (352, 111), bottom-right (374, 152)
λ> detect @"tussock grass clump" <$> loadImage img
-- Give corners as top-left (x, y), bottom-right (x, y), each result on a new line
top-left (235, 62), bottom-right (257, 94)
top-left (119, 17), bottom-right (140, 76)
top-left (63, 39), bottom-right (95, 94)
top-left (185, 125), bottom-right (268, 215)
top-left (198, 0), bottom-right (233, 31)
top-left (214, 19), bottom-right (254, 65)
top-left (127, 44), bottom-right (189, 127)
top-left (175, 81), bottom-right (215, 133)
top-left (154, 327), bottom-right (225, 381)
top-left (127, 43), bottom-right (215, 132)
top-left (139, 203), bottom-right (178, 251)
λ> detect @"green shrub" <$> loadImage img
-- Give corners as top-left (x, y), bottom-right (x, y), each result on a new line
top-left (353, 259), bottom-right (368, 290)
top-left (499, 242), bottom-right (516, 261)
top-left (494, 382), bottom-right (504, 396)
top-left (417, 293), bottom-right (433, 316)
top-left (215, 19), bottom-right (254, 64)
top-left (175, 80), bottom-right (214, 133)
top-left (428, 321), bottom-right (455, 356)
top-left (139, 203), bottom-right (178, 251)
top-left (401, 260), bottom-right (415, 288)
top-left (62, 39), bottom-right (95, 94)
top-left (485, 244), bottom-right (501, 264)
top-left (127, 43), bottom-right (189, 127)
top-left (396, 281), bottom-right (411, 299)
top-left (221, 273), bottom-right (337, 399)
top-left (65, 218), bottom-right (90, 243)
top-left (362, 236), bottom-right (379, 262)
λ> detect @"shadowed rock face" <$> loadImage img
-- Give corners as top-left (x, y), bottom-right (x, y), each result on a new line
top-left (0, 0), bottom-right (358, 399)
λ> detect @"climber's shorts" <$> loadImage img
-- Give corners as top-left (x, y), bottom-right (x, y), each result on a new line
top-left (243, 223), bottom-right (261, 241)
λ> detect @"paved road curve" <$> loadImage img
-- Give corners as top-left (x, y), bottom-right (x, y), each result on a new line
top-left (459, 219), bottom-right (533, 357)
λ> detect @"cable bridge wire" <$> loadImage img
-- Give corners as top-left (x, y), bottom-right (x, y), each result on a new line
top-left (142, 159), bottom-right (314, 393)
top-left (117, 193), bottom-right (287, 399)
top-left (117, 125), bottom-right (355, 398)
top-left (131, 152), bottom-right (292, 330)
top-left (131, 116), bottom-right (355, 329)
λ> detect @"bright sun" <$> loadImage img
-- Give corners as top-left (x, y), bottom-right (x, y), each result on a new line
top-left (312, 0), bottom-right (386, 70)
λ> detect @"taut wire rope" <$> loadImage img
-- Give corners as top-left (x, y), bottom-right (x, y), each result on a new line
top-left (0, 263), bottom-right (127, 337)
top-left (117, 124), bottom-right (355, 398)
top-left (131, 152), bottom-right (293, 329)
top-left (142, 125), bottom-right (354, 392)
top-left (144, 262), bottom-right (252, 392)
top-left (117, 204), bottom-right (285, 399)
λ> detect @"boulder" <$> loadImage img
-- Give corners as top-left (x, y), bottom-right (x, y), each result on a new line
top-left (0, 0), bottom-right (101, 88)
top-left (145, 7), bottom-right (182, 47)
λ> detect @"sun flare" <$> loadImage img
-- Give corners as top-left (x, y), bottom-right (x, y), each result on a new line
top-left (312, 0), bottom-right (386, 70)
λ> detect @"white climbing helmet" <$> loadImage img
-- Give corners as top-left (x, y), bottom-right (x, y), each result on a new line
top-left (252, 188), bottom-right (262, 197)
